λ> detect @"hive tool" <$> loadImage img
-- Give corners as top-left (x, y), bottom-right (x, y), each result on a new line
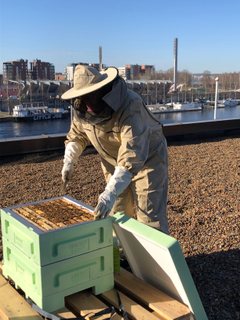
top-left (60, 179), bottom-right (68, 195)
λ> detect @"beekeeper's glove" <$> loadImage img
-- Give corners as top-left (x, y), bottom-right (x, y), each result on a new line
top-left (94, 166), bottom-right (133, 220)
top-left (61, 142), bottom-right (82, 184)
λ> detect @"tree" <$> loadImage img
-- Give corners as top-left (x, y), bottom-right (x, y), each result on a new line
top-left (164, 68), bottom-right (174, 81)
top-left (202, 70), bottom-right (212, 92)
top-left (178, 69), bottom-right (191, 86)
top-left (155, 70), bottom-right (165, 80)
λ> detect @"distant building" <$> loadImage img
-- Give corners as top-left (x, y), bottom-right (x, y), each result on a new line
top-left (125, 64), bottom-right (155, 80)
top-left (29, 59), bottom-right (55, 80)
top-left (64, 62), bottom-right (107, 81)
top-left (140, 65), bottom-right (155, 78)
top-left (64, 63), bottom-right (79, 81)
top-left (0, 75), bottom-right (3, 85)
top-left (125, 65), bottom-right (140, 80)
top-left (55, 73), bottom-right (65, 80)
top-left (118, 67), bottom-right (126, 80)
top-left (91, 63), bottom-right (107, 71)
top-left (49, 63), bottom-right (55, 80)
top-left (3, 59), bottom-right (28, 84)
top-left (0, 84), bottom-right (21, 99)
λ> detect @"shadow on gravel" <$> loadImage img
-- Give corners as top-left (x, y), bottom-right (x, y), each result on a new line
top-left (186, 249), bottom-right (240, 320)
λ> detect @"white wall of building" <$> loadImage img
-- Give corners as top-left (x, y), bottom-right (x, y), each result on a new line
top-left (64, 66), bottom-right (75, 81)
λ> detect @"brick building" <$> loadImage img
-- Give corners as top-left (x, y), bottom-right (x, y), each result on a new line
top-left (3, 59), bottom-right (28, 84)
top-left (140, 65), bottom-right (155, 78)
top-left (125, 64), bottom-right (155, 80)
top-left (29, 59), bottom-right (55, 80)
top-left (55, 73), bottom-right (66, 80)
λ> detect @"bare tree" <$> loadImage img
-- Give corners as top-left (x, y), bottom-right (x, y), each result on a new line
top-left (164, 68), bottom-right (174, 81)
top-left (201, 70), bottom-right (212, 92)
top-left (178, 69), bottom-right (191, 86)
top-left (232, 72), bottom-right (239, 99)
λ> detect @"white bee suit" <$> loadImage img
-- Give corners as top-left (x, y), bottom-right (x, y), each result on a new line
top-left (63, 77), bottom-right (169, 234)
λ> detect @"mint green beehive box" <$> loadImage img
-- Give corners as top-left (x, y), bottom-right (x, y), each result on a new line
top-left (1, 196), bottom-right (114, 312)
top-left (1, 196), bottom-right (113, 266)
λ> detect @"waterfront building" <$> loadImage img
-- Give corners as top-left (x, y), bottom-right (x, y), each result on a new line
top-left (125, 64), bottom-right (155, 80)
top-left (118, 67), bottom-right (126, 80)
top-left (3, 59), bottom-right (28, 84)
top-left (55, 73), bottom-right (66, 80)
top-left (64, 62), bottom-right (107, 81)
top-left (29, 59), bottom-right (55, 80)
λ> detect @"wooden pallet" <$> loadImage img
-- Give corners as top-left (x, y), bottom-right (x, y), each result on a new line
top-left (0, 263), bottom-right (193, 320)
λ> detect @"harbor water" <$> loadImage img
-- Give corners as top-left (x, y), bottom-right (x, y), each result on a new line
top-left (1, 106), bottom-right (240, 139)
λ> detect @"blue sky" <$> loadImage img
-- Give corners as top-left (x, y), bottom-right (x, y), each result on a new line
top-left (0, 0), bottom-right (239, 75)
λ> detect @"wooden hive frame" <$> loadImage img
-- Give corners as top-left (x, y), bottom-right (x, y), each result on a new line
top-left (11, 197), bottom-right (94, 231)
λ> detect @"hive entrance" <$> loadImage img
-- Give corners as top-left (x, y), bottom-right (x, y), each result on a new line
top-left (11, 198), bottom-right (94, 231)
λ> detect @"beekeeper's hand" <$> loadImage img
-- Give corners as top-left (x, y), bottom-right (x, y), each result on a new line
top-left (94, 167), bottom-right (133, 220)
top-left (62, 161), bottom-right (74, 183)
top-left (94, 190), bottom-right (116, 220)
top-left (61, 142), bottom-right (82, 185)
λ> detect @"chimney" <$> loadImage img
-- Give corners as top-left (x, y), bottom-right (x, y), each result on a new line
top-left (174, 38), bottom-right (178, 91)
top-left (99, 46), bottom-right (102, 71)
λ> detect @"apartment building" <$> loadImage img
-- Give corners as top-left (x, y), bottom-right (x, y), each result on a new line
top-left (125, 64), bottom-right (155, 80)
top-left (3, 59), bottom-right (28, 84)
top-left (29, 59), bottom-right (55, 80)
top-left (118, 67), bottom-right (127, 80)
top-left (64, 62), bottom-right (107, 81)
top-left (55, 73), bottom-right (66, 80)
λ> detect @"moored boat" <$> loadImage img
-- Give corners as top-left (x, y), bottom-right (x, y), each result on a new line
top-left (172, 102), bottom-right (203, 110)
top-left (12, 104), bottom-right (69, 122)
top-left (148, 105), bottom-right (170, 112)
top-left (221, 99), bottom-right (237, 107)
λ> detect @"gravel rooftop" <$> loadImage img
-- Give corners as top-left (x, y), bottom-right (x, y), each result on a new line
top-left (0, 134), bottom-right (240, 320)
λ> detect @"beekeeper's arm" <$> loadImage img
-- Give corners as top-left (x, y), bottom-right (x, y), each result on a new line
top-left (62, 118), bottom-right (90, 184)
top-left (94, 106), bottom-right (151, 219)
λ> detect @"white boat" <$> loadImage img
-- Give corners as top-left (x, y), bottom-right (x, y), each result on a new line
top-left (148, 105), bottom-right (170, 112)
top-left (221, 99), bottom-right (238, 107)
top-left (172, 102), bottom-right (202, 110)
top-left (13, 104), bottom-right (69, 122)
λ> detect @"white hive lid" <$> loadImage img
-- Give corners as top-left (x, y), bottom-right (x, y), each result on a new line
top-left (111, 212), bottom-right (208, 320)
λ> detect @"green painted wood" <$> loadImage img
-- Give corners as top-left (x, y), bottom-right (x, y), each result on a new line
top-left (1, 196), bottom-right (113, 266)
top-left (2, 238), bottom-right (114, 312)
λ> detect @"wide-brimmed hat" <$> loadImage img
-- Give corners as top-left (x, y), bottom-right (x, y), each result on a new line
top-left (61, 65), bottom-right (118, 100)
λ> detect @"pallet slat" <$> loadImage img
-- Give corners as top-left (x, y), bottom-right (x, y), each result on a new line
top-left (65, 289), bottom-right (122, 320)
top-left (51, 307), bottom-right (77, 319)
top-left (114, 268), bottom-right (191, 320)
top-left (100, 288), bottom-right (164, 320)
top-left (0, 275), bottom-right (42, 320)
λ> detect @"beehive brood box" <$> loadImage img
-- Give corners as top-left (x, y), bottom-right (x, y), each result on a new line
top-left (1, 196), bottom-right (114, 312)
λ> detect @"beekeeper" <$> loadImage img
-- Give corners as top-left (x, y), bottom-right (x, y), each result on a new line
top-left (61, 65), bottom-right (169, 234)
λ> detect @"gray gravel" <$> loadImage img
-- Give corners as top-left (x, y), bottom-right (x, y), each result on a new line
top-left (0, 135), bottom-right (240, 320)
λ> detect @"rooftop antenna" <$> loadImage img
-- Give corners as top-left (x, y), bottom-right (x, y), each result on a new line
top-left (174, 38), bottom-right (178, 92)
top-left (99, 46), bottom-right (102, 71)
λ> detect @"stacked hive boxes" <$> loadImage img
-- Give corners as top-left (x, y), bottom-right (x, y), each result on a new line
top-left (1, 196), bottom-right (114, 312)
